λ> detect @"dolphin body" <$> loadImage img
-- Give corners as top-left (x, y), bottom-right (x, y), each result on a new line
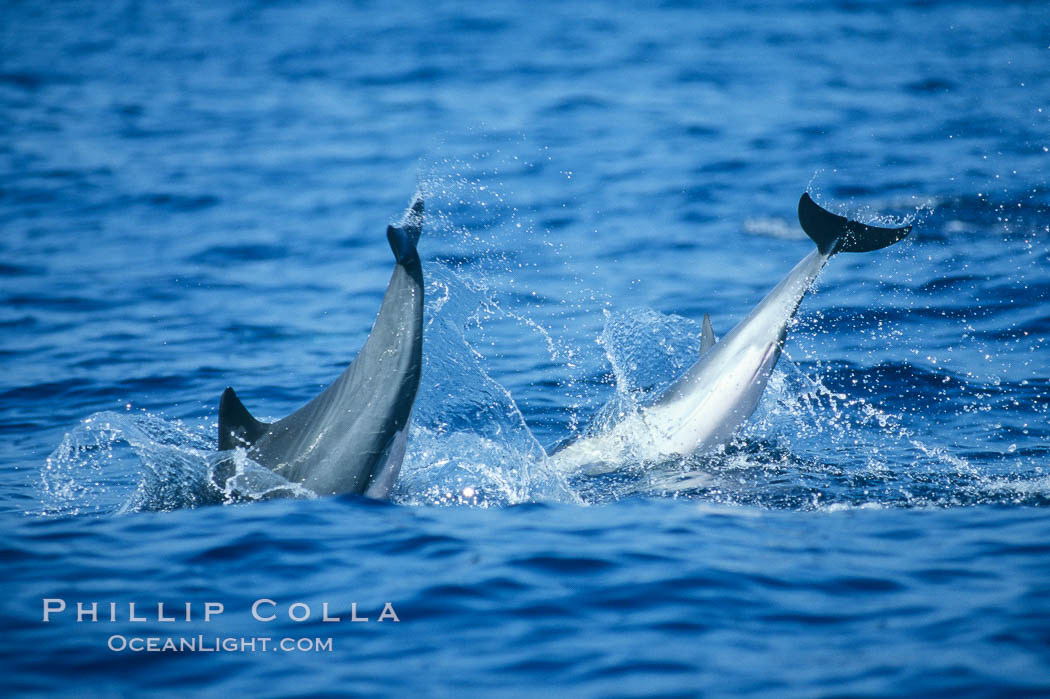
top-left (215, 197), bottom-right (425, 497)
top-left (552, 193), bottom-right (911, 472)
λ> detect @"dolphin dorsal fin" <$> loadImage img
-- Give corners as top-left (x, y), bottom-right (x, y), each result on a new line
top-left (218, 387), bottom-right (271, 451)
top-left (700, 313), bottom-right (716, 354)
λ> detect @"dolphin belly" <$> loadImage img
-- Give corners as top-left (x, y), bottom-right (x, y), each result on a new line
top-left (365, 424), bottom-right (409, 499)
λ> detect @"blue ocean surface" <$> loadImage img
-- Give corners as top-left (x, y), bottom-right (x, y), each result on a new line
top-left (3, 0), bottom-right (1050, 695)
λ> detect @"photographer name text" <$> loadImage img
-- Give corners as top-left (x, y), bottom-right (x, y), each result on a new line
top-left (42, 598), bottom-right (400, 623)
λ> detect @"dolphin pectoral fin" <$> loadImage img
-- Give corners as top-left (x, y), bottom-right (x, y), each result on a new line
top-left (700, 313), bottom-right (716, 354)
top-left (218, 387), bottom-right (271, 451)
top-left (798, 192), bottom-right (911, 255)
top-left (386, 195), bottom-right (424, 263)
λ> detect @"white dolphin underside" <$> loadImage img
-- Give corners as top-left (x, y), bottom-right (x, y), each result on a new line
top-left (552, 251), bottom-right (827, 473)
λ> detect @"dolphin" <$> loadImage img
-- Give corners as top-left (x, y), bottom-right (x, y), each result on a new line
top-left (215, 196), bottom-right (425, 497)
top-left (552, 192), bottom-right (911, 472)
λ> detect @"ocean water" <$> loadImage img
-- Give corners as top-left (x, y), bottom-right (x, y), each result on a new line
top-left (3, 0), bottom-right (1050, 695)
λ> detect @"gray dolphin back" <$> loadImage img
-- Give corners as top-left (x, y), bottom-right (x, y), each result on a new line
top-left (217, 196), bottom-right (425, 497)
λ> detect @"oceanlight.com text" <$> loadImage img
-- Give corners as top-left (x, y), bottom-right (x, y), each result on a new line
top-left (107, 635), bottom-right (334, 653)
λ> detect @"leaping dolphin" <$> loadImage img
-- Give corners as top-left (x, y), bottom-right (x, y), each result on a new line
top-left (552, 192), bottom-right (911, 472)
top-left (215, 196), bottom-right (425, 497)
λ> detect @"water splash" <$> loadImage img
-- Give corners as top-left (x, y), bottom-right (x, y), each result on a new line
top-left (41, 411), bottom-right (214, 515)
top-left (39, 410), bottom-right (320, 515)
top-left (394, 263), bottom-right (578, 506)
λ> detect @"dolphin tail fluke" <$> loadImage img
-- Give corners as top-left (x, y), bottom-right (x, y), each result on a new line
top-left (700, 313), bottom-right (715, 354)
top-left (798, 192), bottom-right (911, 256)
top-left (218, 387), bottom-right (271, 451)
top-left (386, 195), bottom-right (424, 264)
